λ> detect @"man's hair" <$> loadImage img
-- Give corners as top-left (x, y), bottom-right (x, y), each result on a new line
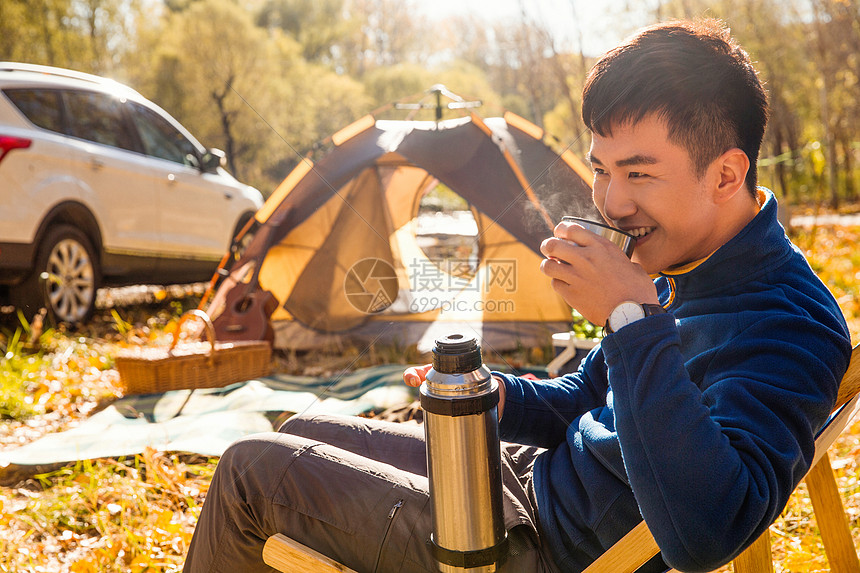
top-left (581, 19), bottom-right (769, 195)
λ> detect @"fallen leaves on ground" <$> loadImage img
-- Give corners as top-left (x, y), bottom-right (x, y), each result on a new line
top-left (0, 224), bottom-right (858, 572)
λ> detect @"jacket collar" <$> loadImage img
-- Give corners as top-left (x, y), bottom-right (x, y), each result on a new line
top-left (658, 188), bottom-right (792, 297)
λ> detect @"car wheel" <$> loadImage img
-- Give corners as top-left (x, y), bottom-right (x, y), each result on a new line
top-left (14, 225), bottom-right (100, 324)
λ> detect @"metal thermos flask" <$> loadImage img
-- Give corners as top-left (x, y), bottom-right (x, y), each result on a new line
top-left (420, 333), bottom-right (508, 573)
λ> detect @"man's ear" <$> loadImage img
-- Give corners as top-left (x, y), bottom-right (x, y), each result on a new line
top-left (711, 148), bottom-right (750, 203)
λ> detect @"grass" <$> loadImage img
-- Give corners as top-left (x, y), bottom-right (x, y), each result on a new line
top-left (0, 225), bottom-right (859, 572)
top-left (1, 452), bottom-right (214, 573)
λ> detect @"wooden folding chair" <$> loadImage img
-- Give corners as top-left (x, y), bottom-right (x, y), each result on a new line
top-left (263, 344), bottom-right (860, 573)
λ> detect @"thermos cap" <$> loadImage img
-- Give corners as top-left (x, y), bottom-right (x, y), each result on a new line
top-left (432, 333), bottom-right (482, 374)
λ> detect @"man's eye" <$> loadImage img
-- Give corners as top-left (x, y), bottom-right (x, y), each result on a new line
top-left (593, 167), bottom-right (607, 176)
top-left (628, 172), bottom-right (649, 179)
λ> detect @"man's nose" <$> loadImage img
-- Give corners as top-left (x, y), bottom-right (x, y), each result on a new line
top-left (601, 180), bottom-right (637, 222)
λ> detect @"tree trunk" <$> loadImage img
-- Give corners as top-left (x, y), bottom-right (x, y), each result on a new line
top-left (819, 81), bottom-right (839, 210)
top-left (38, 0), bottom-right (56, 66)
top-left (811, 0), bottom-right (840, 210)
top-left (211, 79), bottom-right (238, 178)
top-left (772, 133), bottom-right (788, 199)
top-left (838, 133), bottom-right (856, 202)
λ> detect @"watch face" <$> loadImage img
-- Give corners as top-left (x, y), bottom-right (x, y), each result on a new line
top-left (609, 301), bottom-right (645, 332)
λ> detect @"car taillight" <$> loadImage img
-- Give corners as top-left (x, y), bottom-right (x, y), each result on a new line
top-left (0, 135), bottom-right (32, 164)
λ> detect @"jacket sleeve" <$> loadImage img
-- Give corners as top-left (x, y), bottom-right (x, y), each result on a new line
top-left (497, 346), bottom-right (608, 448)
top-left (603, 311), bottom-right (850, 572)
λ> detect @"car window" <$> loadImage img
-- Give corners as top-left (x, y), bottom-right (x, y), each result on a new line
top-left (127, 102), bottom-right (199, 167)
top-left (3, 88), bottom-right (64, 132)
top-left (62, 90), bottom-right (138, 152)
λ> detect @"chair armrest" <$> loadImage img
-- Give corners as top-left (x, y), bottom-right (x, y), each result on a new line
top-left (581, 520), bottom-right (661, 573)
top-left (262, 533), bottom-right (358, 573)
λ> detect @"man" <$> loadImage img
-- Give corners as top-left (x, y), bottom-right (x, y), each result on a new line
top-left (184, 19), bottom-right (851, 573)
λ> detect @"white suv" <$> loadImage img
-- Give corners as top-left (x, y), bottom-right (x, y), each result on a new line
top-left (0, 63), bottom-right (264, 323)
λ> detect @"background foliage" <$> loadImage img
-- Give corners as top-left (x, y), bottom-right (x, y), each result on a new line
top-left (2, 1), bottom-right (860, 570)
top-left (1, 0), bottom-right (858, 206)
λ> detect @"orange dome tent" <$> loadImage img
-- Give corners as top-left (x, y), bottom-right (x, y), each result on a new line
top-left (206, 89), bottom-right (598, 352)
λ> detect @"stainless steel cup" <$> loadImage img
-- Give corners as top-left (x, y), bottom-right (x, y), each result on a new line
top-left (420, 333), bottom-right (507, 573)
top-left (561, 216), bottom-right (636, 258)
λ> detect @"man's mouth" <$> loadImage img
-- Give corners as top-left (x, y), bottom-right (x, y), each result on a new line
top-left (625, 226), bottom-right (655, 239)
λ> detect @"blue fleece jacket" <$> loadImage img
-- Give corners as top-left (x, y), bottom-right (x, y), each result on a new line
top-left (496, 190), bottom-right (852, 572)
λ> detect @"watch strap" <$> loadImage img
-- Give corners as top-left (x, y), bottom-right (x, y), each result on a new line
top-left (604, 303), bottom-right (666, 334)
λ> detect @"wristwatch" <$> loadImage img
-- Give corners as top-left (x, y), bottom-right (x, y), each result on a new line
top-left (604, 301), bottom-right (666, 334)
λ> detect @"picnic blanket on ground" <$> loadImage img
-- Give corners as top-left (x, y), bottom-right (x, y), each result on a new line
top-left (0, 365), bottom-right (414, 472)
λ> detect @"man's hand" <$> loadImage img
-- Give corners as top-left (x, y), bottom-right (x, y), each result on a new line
top-left (403, 364), bottom-right (432, 387)
top-left (403, 365), bottom-right (507, 420)
top-left (540, 220), bottom-right (658, 325)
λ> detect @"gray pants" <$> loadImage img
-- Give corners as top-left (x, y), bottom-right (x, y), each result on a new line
top-left (183, 413), bottom-right (559, 573)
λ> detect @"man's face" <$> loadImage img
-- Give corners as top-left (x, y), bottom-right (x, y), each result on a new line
top-left (588, 115), bottom-right (724, 275)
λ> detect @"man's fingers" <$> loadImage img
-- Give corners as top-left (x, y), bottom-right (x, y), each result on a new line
top-left (555, 221), bottom-right (602, 244)
top-left (403, 364), bottom-right (433, 387)
top-left (541, 238), bottom-right (584, 270)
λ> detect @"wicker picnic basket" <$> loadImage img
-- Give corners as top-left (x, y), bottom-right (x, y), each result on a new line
top-left (116, 309), bottom-right (272, 395)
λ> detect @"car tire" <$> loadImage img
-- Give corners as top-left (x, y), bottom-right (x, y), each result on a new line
top-left (13, 224), bottom-right (100, 324)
